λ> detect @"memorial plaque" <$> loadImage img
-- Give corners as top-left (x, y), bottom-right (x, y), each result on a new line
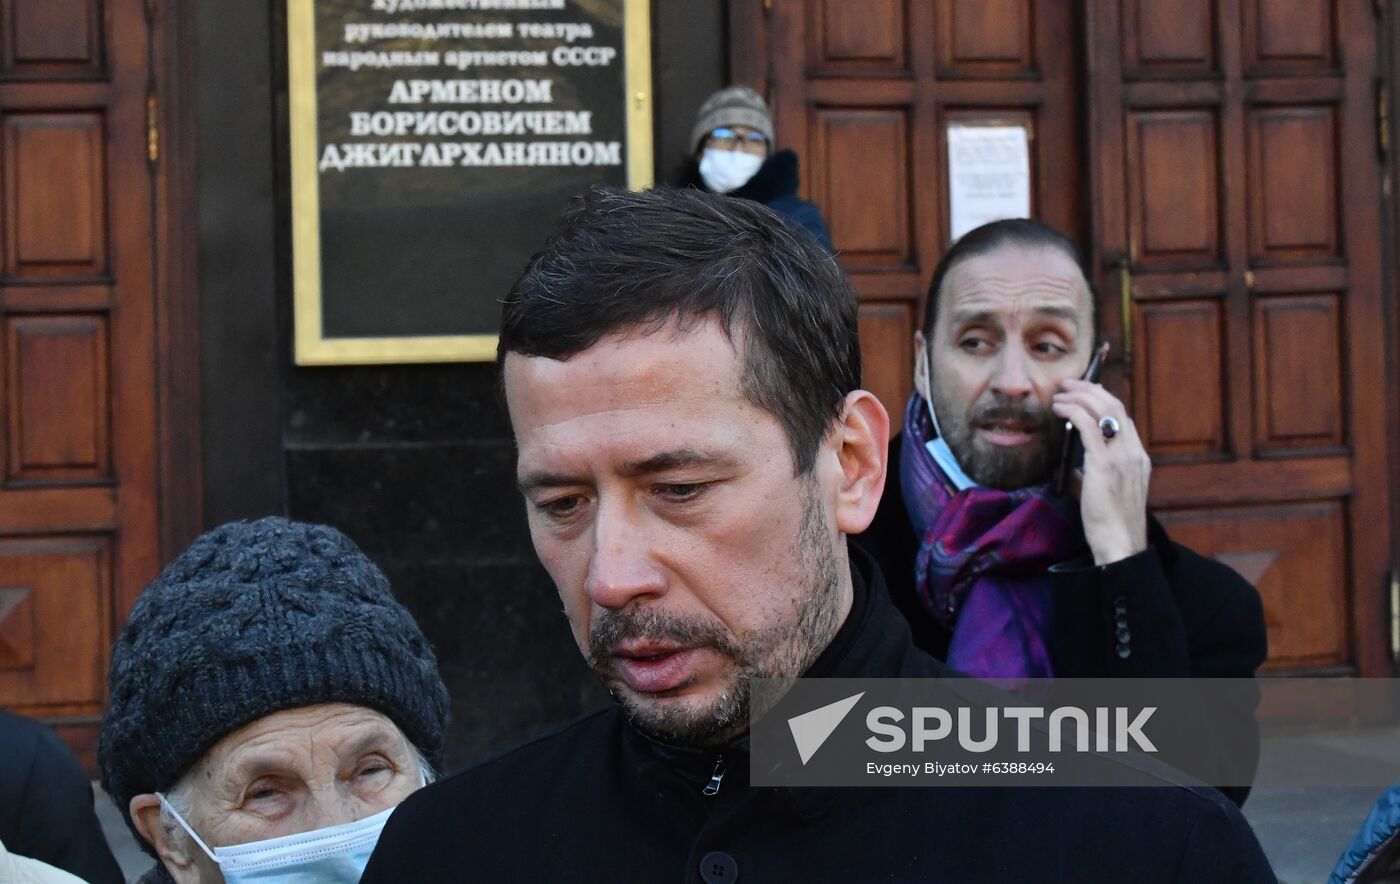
top-left (288, 0), bottom-right (652, 364)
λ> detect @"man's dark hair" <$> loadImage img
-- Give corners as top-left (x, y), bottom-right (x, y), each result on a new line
top-left (500, 185), bottom-right (860, 474)
top-left (923, 218), bottom-right (1094, 337)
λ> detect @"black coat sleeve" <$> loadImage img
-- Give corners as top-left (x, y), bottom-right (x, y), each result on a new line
top-left (2, 714), bottom-right (124, 884)
top-left (1050, 546), bottom-right (1191, 677)
top-left (1048, 527), bottom-right (1268, 806)
top-left (1048, 522), bottom-right (1267, 678)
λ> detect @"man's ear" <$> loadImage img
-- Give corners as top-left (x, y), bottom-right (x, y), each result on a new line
top-left (130, 794), bottom-right (200, 882)
top-left (832, 390), bottom-right (890, 536)
top-left (912, 331), bottom-right (930, 401)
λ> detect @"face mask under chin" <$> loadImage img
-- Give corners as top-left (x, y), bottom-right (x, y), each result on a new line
top-left (923, 349), bottom-right (1062, 490)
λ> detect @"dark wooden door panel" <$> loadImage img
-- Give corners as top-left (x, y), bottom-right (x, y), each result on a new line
top-left (1252, 294), bottom-right (1346, 452)
top-left (0, 0), bottom-right (161, 748)
top-left (1133, 298), bottom-right (1227, 459)
top-left (1247, 105), bottom-right (1340, 263)
top-left (1243, 0), bottom-right (1337, 73)
top-left (5, 314), bottom-right (112, 481)
top-left (935, 0), bottom-right (1034, 77)
top-left (810, 108), bottom-right (912, 266)
top-left (0, 536), bottom-right (111, 714)
top-left (810, 0), bottom-right (907, 71)
top-left (1125, 109), bottom-right (1223, 270)
top-left (749, 0), bottom-right (1081, 423)
top-left (3, 112), bottom-right (109, 278)
top-left (856, 302), bottom-right (915, 424)
top-left (2, 0), bottom-right (105, 78)
top-left (1123, 0), bottom-right (1218, 75)
top-left (1159, 502), bottom-right (1349, 670)
top-left (1089, 0), bottom-right (1391, 673)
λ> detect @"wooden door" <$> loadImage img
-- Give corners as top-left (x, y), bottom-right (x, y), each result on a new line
top-left (0, 0), bottom-right (164, 761)
top-left (1087, 0), bottom-right (1393, 674)
top-left (731, 0), bottom-right (1083, 420)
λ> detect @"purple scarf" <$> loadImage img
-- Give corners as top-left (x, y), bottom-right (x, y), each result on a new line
top-left (899, 395), bottom-right (1084, 678)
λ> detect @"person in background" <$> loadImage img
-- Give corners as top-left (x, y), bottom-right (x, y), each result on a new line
top-left (678, 85), bottom-right (835, 253)
top-left (851, 218), bottom-right (1267, 804)
top-left (98, 517), bottom-right (449, 884)
top-left (0, 709), bottom-right (123, 883)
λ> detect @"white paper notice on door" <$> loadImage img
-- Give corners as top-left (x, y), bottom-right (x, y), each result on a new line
top-left (946, 123), bottom-right (1031, 242)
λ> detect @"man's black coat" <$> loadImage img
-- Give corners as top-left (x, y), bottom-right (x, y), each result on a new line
top-left (364, 549), bottom-right (1274, 883)
top-left (853, 436), bottom-right (1268, 680)
top-left (0, 710), bottom-right (125, 884)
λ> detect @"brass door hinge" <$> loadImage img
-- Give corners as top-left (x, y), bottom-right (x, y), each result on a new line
top-left (1390, 570), bottom-right (1400, 664)
top-left (146, 93), bottom-right (158, 164)
top-left (1379, 81), bottom-right (1391, 160)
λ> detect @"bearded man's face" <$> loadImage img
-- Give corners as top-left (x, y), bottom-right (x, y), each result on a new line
top-left (924, 244), bottom-right (1095, 490)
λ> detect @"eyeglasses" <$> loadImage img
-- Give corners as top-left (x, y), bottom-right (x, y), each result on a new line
top-left (705, 127), bottom-right (768, 151)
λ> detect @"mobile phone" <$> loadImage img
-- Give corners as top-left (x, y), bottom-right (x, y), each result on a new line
top-left (1053, 341), bottom-right (1111, 496)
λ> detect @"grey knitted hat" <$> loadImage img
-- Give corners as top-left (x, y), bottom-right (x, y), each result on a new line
top-left (691, 86), bottom-right (775, 152)
top-left (98, 517), bottom-right (449, 847)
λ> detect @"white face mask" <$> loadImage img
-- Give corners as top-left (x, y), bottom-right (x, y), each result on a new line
top-left (920, 346), bottom-right (979, 491)
top-left (698, 148), bottom-right (764, 194)
top-left (157, 794), bottom-right (391, 884)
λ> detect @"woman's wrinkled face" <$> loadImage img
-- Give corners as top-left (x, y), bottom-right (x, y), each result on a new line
top-left (175, 703), bottom-right (420, 852)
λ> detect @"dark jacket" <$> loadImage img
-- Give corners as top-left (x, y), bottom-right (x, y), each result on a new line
top-left (853, 434), bottom-right (1268, 805)
top-left (679, 148), bottom-right (836, 253)
top-left (364, 548), bottom-right (1274, 883)
top-left (1331, 781), bottom-right (1400, 883)
top-left (0, 710), bottom-right (125, 884)
top-left (855, 435), bottom-right (1268, 678)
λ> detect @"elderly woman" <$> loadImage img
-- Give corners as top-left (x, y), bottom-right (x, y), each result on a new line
top-left (99, 517), bottom-right (449, 884)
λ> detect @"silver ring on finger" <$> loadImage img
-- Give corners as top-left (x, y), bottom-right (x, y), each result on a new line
top-left (1098, 416), bottom-right (1120, 440)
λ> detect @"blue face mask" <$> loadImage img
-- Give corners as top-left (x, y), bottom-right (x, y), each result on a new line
top-left (921, 347), bottom-right (979, 492)
top-left (157, 794), bottom-right (391, 883)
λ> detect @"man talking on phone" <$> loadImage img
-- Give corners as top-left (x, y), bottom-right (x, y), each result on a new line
top-left (853, 219), bottom-right (1267, 799)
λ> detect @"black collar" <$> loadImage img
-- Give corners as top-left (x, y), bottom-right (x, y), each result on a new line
top-left (805, 543), bottom-right (925, 680)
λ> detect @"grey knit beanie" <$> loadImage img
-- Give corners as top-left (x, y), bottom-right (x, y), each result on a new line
top-left (691, 86), bottom-right (775, 153)
top-left (98, 517), bottom-right (449, 848)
